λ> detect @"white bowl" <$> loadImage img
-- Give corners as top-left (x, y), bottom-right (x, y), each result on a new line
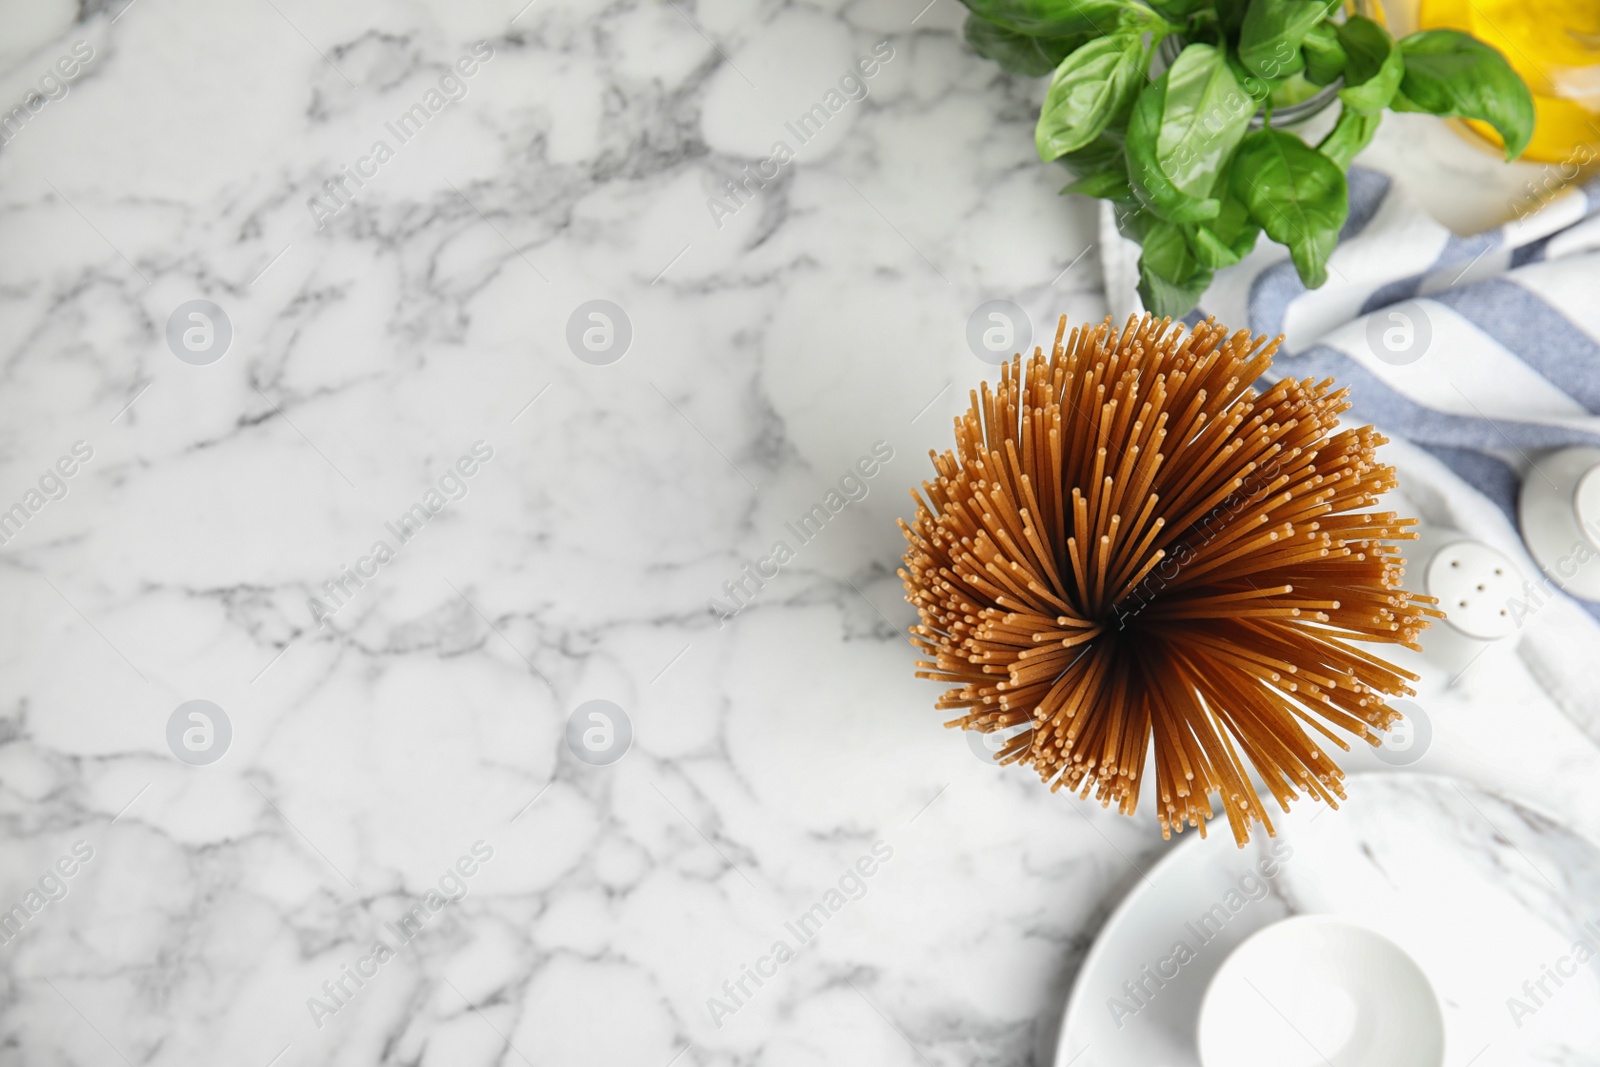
top-left (1197, 915), bottom-right (1444, 1067)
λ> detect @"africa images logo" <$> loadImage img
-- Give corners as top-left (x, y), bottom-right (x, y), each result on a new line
top-left (305, 840), bottom-right (494, 1029)
top-left (708, 441), bottom-right (894, 627)
top-left (703, 41), bottom-right (895, 231)
top-left (305, 43), bottom-right (496, 230)
top-left (307, 441), bottom-right (494, 627)
top-left (705, 841), bottom-right (893, 1028)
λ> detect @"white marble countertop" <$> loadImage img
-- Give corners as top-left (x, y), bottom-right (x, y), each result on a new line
top-left (3, 2), bottom-right (1599, 1066)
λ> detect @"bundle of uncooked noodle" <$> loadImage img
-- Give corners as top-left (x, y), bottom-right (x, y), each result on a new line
top-left (899, 314), bottom-right (1440, 845)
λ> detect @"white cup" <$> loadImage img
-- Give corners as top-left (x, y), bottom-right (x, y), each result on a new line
top-left (1197, 915), bottom-right (1444, 1067)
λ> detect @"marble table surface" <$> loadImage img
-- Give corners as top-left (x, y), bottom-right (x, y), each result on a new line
top-left (3, 2), bottom-right (1599, 1066)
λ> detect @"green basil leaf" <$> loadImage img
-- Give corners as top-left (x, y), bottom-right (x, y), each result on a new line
top-left (1144, 0), bottom-right (1208, 17)
top-left (1126, 73), bottom-right (1222, 223)
top-left (1226, 52), bottom-right (1272, 99)
top-left (1300, 22), bottom-right (1346, 86)
top-left (1117, 4), bottom-right (1177, 34)
top-left (1335, 15), bottom-right (1403, 112)
top-left (1238, 0), bottom-right (1338, 80)
top-left (1267, 72), bottom-right (1325, 108)
top-left (1156, 43), bottom-right (1255, 200)
top-left (1316, 104), bottom-right (1382, 168)
top-left (1186, 190), bottom-right (1261, 268)
top-left (1062, 167), bottom-right (1136, 201)
top-left (1214, 0), bottom-right (1249, 36)
top-left (1394, 29), bottom-right (1535, 160)
top-left (1036, 34), bottom-right (1147, 161)
top-left (965, 15), bottom-right (1087, 76)
top-left (1057, 132), bottom-right (1127, 177)
top-left (1113, 200), bottom-right (1158, 241)
top-left (1230, 128), bottom-right (1348, 288)
top-left (1186, 221), bottom-right (1258, 269)
top-left (959, 0), bottom-right (1146, 37)
top-left (1138, 220), bottom-right (1214, 318)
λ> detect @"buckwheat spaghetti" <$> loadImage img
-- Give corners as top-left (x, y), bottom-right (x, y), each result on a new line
top-left (899, 314), bottom-right (1440, 845)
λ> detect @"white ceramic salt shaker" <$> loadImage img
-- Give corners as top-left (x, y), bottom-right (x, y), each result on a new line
top-left (1402, 525), bottom-right (1524, 675)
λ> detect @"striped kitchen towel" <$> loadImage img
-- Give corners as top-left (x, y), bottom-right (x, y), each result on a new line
top-left (1100, 168), bottom-right (1600, 728)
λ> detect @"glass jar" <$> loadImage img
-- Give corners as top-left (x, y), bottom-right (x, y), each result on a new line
top-left (1154, 0), bottom-right (1371, 129)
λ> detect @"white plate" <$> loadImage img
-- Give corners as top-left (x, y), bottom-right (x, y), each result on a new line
top-left (1056, 773), bottom-right (1600, 1067)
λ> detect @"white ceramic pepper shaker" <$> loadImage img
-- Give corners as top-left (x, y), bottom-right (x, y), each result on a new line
top-left (1519, 446), bottom-right (1600, 602)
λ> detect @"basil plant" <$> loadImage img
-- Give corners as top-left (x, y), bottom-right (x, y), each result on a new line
top-left (963, 0), bottom-right (1535, 317)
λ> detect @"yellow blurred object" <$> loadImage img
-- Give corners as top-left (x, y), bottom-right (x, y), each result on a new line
top-left (1418, 0), bottom-right (1600, 163)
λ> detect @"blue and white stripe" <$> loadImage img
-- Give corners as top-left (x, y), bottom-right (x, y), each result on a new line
top-left (1189, 168), bottom-right (1600, 627)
